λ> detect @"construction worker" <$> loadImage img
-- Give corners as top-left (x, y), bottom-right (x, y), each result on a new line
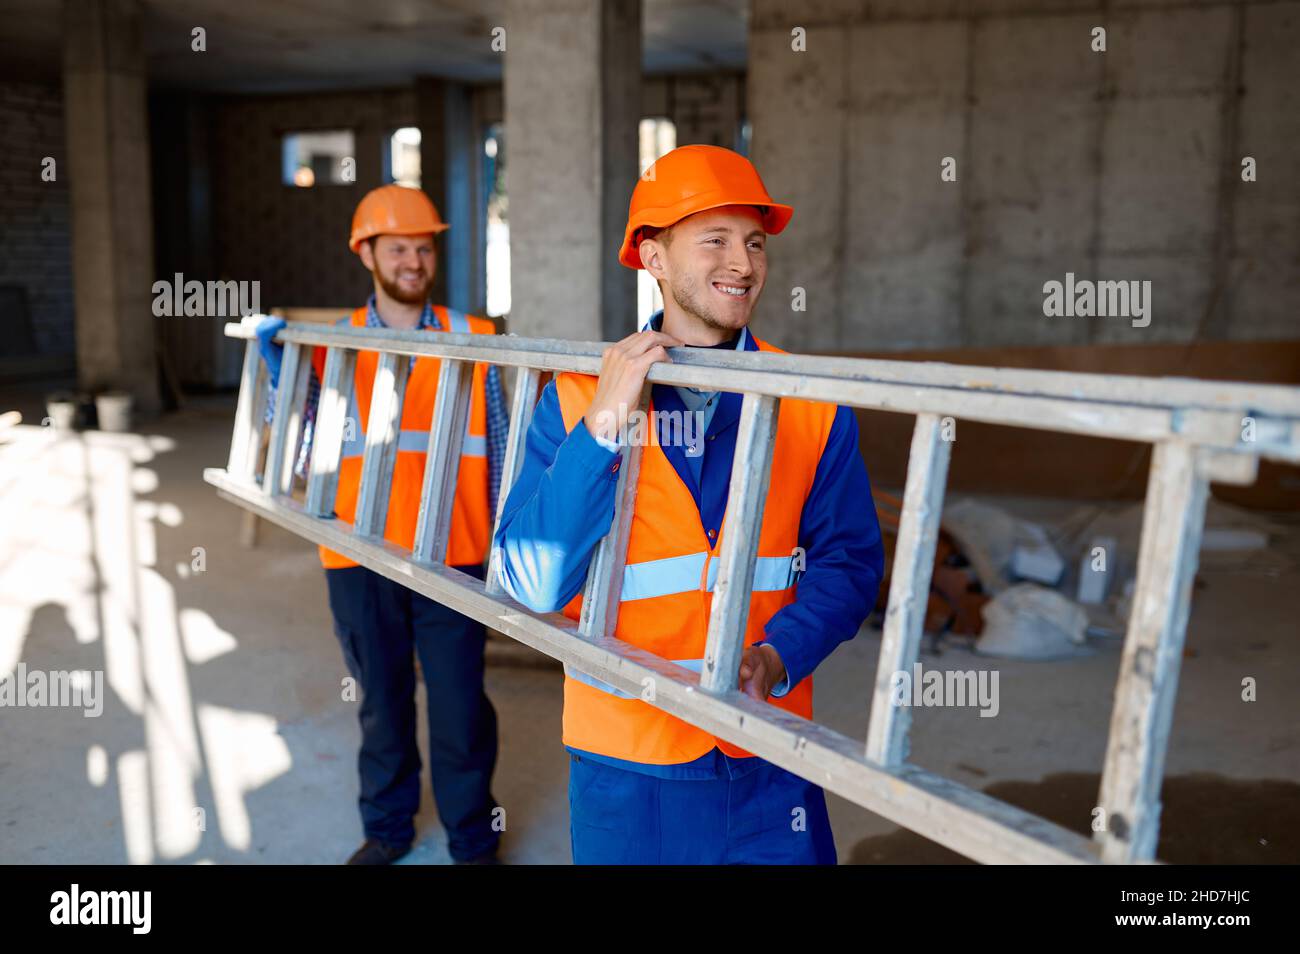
top-left (255, 185), bottom-right (505, 865)
top-left (493, 145), bottom-right (885, 864)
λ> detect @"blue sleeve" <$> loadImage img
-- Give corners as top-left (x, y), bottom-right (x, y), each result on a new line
top-left (758, 405), bottom-right (885, 695)
top-left (492, 380), bottom-right (623, 613)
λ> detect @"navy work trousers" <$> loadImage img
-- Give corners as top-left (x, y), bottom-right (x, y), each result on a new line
top-left (325, 564), bottom-right (499, 860)
top-left (568, 751), bottom-right (837, 864)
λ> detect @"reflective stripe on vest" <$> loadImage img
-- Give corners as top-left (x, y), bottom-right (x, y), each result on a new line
top-left (441, 308), bottom-right (471, 333)
top-left (571, 555), bottom-right (801, 699)
top-left (620, 551), bottom-right (803, 603)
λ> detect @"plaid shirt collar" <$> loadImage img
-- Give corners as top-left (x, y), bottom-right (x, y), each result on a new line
top-left (364, 294), bottom-right (439, 331)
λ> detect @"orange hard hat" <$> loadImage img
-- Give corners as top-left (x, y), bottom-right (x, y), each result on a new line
top-left (618, 145), bottom-right (793, 269)
top-left (349, 184), bottom-right (448, 253)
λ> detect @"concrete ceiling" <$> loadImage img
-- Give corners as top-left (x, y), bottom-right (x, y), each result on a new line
top-left (0, 0), bottom-right (747, 91)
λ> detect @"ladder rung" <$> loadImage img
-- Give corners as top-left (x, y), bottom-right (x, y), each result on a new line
top-left (305, 345), bottom-right (358, 518)
top-left (1094, 439), bottom-right (1208, 863)
top-left (412, 357), bottom-right (474, 563)
top-left (486, 366), bottom-right (542, 595)
top-left (262, 341), bottom-right (306, 496)
top-left (700, 393), bottom-right (780, 693)
top-left (354, 352), bottom-right (412, 537)
top-left (864, 412), bottom-right (952, 767)
top-left (228, 337), bottom-right (269, 482)
top-left (578, 386), bottom-right (649, 638)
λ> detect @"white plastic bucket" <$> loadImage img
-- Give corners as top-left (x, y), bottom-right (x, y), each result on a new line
top-left (95, 392), bottom-right (133, 433)
top-left (46, 398), bottom-right (78, 431)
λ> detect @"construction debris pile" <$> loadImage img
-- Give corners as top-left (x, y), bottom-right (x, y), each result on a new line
top-left (872, 493), bottom-right (1289, 661)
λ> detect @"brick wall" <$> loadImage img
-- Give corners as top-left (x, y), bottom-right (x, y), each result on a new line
top-left (210, 88), bottom-right (417, 311)
top-left (0, 81), bottom-right (74, 358)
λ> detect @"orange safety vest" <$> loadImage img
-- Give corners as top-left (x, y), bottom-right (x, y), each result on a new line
top-left (553, 333), bottom-right (837, 764)
top-left (309, 304), bottom-right (495, 570)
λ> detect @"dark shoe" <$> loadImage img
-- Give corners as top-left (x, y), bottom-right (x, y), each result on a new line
top-left (453, 849), bottom-right (501, 865)
top-left (346, 839), bottom-right (411, 865)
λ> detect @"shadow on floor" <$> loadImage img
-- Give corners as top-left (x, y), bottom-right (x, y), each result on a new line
top-left (848, 772), bottom-right (1300, 864)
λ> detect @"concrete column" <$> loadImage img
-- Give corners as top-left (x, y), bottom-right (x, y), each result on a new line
top-left (746, 1), bottom-right (852, 354)
top-left (63, 0), bottom-right (159, 414)
top-left (152, 92), bottom-right (219, 389)
top-left (505, 0), bottom-right (641, 341)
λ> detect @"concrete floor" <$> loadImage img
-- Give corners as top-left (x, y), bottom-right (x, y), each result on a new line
top-left (2, 388), bottom-right (1297, 864)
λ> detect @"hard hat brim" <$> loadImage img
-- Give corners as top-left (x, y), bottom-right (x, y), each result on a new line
top-left (350, 222), bottom-right (451, 254)
top-left (619, 195), bottom-right (793, 269)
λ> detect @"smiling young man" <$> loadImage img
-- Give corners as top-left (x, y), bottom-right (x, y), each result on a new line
top-left (256, 185), bottom-right (506, 865)
top-left (492, 145), bottom-right (885, 865)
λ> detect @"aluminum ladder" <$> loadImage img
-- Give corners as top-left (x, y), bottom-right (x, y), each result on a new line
top-left (204, 315), bottom-right (1300, 864)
